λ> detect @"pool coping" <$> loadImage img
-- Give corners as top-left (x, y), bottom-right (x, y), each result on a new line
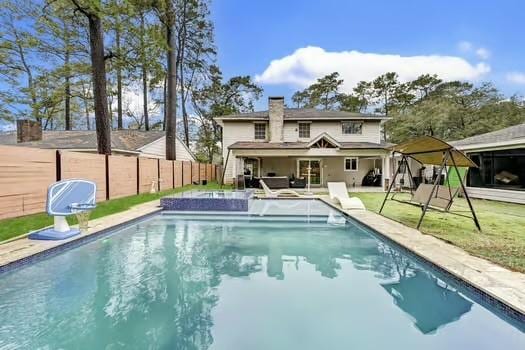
top-left (318, 196), bottom-right (525, 321)
top-left (0, 201), bottom-right (162, 273)
top-left (0, 195), bottom-right (524, 324)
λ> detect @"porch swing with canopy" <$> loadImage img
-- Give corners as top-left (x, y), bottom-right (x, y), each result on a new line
top-left (379, 136), bottom-right (481, 231)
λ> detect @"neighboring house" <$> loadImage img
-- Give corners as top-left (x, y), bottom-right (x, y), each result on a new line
top-left (451, 123), bottom-right (525, 204)
top-left (0, 120), bottom-right (196, 161)
top-left (215, 97), bottom-right (391, 188)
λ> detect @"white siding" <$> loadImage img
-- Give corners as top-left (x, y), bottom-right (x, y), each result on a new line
top-left (139, 137), bottom-right (195, 161)
top-left (283, 121), bottom-right (381, 143)
top-left (466, 187), bottom-right (525, 204)
top-left (220, 120), bottom-right (383, 184)
top-left (222, 121), bottom-right (266, 181)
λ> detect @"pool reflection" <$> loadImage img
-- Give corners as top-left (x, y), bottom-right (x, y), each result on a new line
top-left (0, 214), bottom-right (518, 350)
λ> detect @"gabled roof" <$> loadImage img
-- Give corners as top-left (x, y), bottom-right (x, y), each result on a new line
top-left (215, 108), bottom-right (388, 121)
top-left (307, 132), bottom-right (341, 148)
top-left (0, 130), bottom-right (185, 153)
top-left (450, 123), bottom-right (525, 148)
top-left (228, 141), bottom-right (391, 150)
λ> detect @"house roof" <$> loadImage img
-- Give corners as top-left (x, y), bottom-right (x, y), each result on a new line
top-left (228, 141), bottom-right (391, 150)
top-left (450, 123), bottom-right (525, 148)
top-left (215, 108), bottom-right (388, 121)
top-left (0, 130), bottom-right (178, 153)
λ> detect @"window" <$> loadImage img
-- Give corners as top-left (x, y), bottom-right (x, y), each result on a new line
top-left (344, 157), bottom-right (358, 172)
top-left (342, 121), bottom-right (363, 135)
top-left (298, 122), bottom-right (310, 138)
top-left (254, 123), bottom-right (266, 140)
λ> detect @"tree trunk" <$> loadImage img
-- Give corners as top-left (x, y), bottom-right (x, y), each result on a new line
top-left (165, 21), bottom-right (177, 160)
top-left (163, 76), bottom-right (167, 131)
top-left (140, 15), bottom-right (149, 131)
top-left (64, 51), bottom-right (71, 130)
top-left (65, 77), bottom-right (71, 130)
top-left (179, 61), bottom-right (190, 146)
top-left (116, 27), bottom-right (123, 130)
top-left (88, 13), bottom-right (111, 154)
top-left (142, 65), bottom-right (149, 131)
top-left (64, 21), bottom-right (71, 130)
top-left (177, 0), bottom-right (190, 146)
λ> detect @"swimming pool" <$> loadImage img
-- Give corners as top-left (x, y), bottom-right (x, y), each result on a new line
top-left (0, 200), bottom-right (523, 349)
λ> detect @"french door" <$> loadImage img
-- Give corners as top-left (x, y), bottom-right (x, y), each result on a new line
top-left (297, 159), bottom-right (322, 186)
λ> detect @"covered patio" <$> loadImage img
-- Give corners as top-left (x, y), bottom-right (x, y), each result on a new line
top-left (223, 141), bottom-right (391, 190)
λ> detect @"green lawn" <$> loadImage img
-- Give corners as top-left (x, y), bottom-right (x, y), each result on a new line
top-left (0, 182), bottom-right (228, 243)
top-left (352, 192), bottom-right (525, 273)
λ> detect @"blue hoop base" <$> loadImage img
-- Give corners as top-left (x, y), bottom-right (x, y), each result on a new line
top-left (29, 228), bottom-right (81, 241)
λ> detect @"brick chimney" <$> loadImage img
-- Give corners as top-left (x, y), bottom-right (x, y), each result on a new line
top-left (268, 96), bottom-right (284, 143)
top-left (17, 119), bottom-right (42, 143)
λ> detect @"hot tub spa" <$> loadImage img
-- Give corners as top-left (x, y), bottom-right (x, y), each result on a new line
top-left (160, 190), bottom-right (254, 211)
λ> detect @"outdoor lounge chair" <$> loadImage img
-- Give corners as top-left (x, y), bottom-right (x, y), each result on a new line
top-left (259, 180), bottom-right (302, 198)
top-left (327, 182), bottom-right (366, 210)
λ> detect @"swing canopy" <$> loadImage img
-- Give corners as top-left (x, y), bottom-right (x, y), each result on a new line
top-left (380, 135), bottom-right (481, 231)
top-left (390, 136), bottom-right (477, 168)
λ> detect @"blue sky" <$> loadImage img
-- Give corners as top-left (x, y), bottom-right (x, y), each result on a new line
top-left (212, 0), bottom-right (525, 109)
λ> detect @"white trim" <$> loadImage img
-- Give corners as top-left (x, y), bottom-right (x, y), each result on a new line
top-left (136, 135), bottom-right (197, 160)
top-left (253, 123), bottom-right (267, 140)
top-left (296, 158), bottom-right (323, 186)
top-left (307, 132), bottom-right (341, 148)
top-left (456, 138), bottom-right (525, 152)
top-left (341, 120), bottom-right (363, 135)
top-left (298, 121), bottom-right (311, 139)
top-left (344, 157), bottom-right (359, 172)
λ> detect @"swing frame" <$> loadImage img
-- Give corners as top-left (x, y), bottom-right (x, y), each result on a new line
top-left (379, 136), bottom-right (481, 231)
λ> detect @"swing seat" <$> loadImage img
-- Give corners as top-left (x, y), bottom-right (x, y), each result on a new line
top-left (397, 184), bottom-right (455, 211)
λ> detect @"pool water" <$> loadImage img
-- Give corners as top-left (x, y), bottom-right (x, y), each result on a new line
top-left (0, 200), bottom-right (523, 349)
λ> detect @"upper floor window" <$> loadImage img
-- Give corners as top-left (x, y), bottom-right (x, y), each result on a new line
top-left (298, 122), bottom-right (310, 138)
top-left (254, 123), bottom-right (266, 140)
top-left (342, 121), bottom-right (363, 135)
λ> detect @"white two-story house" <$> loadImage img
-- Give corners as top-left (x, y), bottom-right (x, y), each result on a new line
top-left (215, 97), bottom-right (392, 188)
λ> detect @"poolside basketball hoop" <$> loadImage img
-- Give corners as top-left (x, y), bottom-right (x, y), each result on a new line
top-left (29, 179), bottom-right (97, 240)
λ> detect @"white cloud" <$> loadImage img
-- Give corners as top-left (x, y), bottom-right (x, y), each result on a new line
top-left (458, 41), bottom-right (491, 60)
top-left (506, 72), bottom-right (525, 85)
top-left (475, 47), bottom-right (491, 60)
top-left (458, 41), bottom-right (473, 52)
top-left (255, 46), bottom-right (491, 93)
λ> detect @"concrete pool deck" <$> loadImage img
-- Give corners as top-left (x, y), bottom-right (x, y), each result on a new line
top-left (0, 201), bottom-right (161, 270)
top-left (0, 195), bottom-right (524, 319)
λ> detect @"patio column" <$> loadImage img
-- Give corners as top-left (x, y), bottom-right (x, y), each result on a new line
top-left (231, 155), bottom-right (237, 185)
top-left (382, 155), bottom-right (391, 189)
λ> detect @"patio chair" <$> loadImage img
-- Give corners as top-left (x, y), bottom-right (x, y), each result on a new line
top-left (327, 182), bottom-right (366, 210)
top-left (259, 180), bottom-right (302, 198)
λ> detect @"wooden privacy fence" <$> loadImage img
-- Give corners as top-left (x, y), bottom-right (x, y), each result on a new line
top-left (0, 145), bottom-right (219, 220)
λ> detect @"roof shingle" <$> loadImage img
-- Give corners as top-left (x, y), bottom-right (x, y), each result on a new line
top-left (0, 130), bottom-right (168, 151)
top-left (216, 108), bottom-right (387, 121)
top-left (451, 123), bottom-right (525, 147)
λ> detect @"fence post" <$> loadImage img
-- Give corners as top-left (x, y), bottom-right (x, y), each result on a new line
top-left (105, 155), bottom-right (110, 200)
top-left (56, 150), bottom-right (62, 181)
top-left (157, 159), bottom-right (161, 192)
top-left (136, 157), bottom-right (140, 195)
